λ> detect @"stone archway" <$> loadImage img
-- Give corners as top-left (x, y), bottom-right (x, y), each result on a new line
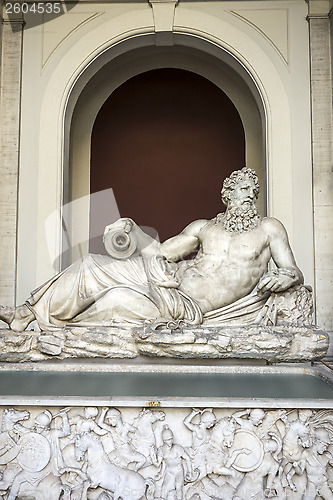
top-left (12, 3), bottom-right (314, 317)
top-left (66, 41), bottom-right (265, 264)
top-left (27, 8), bottom-right (307, 294)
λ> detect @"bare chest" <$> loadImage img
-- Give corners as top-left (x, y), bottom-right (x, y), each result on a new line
top-left (198, 222), bottom-right (269, 264)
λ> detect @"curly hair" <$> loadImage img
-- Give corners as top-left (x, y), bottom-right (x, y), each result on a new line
top-left (221, 167), bottom-right (260, 206)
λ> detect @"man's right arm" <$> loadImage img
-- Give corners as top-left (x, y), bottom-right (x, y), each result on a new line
top-left (160, 220), bottom-right (207, 262)
top-left (257, 218), bottom-right (303, 294)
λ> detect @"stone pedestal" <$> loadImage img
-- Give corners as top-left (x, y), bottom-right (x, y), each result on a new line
top-left (0, 362), bottom-right (332, 499)
top-left (0, 324), bottom-right (328, 363)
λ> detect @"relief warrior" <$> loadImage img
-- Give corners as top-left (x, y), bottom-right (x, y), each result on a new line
top-left (97, 407), bottom-right (146, 471)
top-left (73, 432), bottom-right (155, 500)
top-left (279, 409), bottom-right (312, 492)
top-left (232, 409), bottom-right (266, 434)
top-left (0, 409), bottom-right (71, 500)
top-left (296, 428), bottom-right (333, 500)
top-left (0, 409), bottom-right (31, 493)
top-left (233, 432), bottom-right (283, 500)
top-left (0, 167), bottom-right (304, 332)
top-left (183, 409), bottom-right (216, 481)
top-left (150, 425), bottom-right (195, 500)
top-left (69, 407), bottom-right (106, 437)
top-left (0, 407), bottom-right (331, 500)
top-left (0, 409), bottom-right (30, 462)
top-left (207, 416), bottom-right (248, 476)
top-left (130, 408), bottom-right (165, 466)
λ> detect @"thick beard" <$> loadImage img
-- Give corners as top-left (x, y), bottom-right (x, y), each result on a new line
top-left (215, 204), bottom-right (262, 233)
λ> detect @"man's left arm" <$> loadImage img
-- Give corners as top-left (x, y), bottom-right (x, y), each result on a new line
top-left (257, 218), bottom-right (303, 294)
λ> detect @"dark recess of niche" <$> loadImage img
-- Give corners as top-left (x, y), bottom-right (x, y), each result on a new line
top-left (90, 68), bottom-right (245, 253)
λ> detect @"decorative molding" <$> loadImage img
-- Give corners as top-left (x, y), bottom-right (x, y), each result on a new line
top-left (306, 0), bottom-right (332, 20)
top-left (306, 13), bottom-right (330, 20)
top-left (1, 18), bottom-right (25, 25)
top-left (0, 3), bottom-right (24, 24)
top-left (42, 12), bottom-right (103, 68)
top-left (230, 9), bottom-right (289, 66)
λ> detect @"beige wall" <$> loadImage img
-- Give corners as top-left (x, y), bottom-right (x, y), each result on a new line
top-left (0, 3), bottom-right (24, 306)
top-left (308, 0), bottom-right (333, 332)
top-left (0, 1), bottom-right (319, 325)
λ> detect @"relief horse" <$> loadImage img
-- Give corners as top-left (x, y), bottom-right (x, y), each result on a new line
top-left (280, 417), bottom-right (310, 491)
top-left (74, 432), bottom-right (155, 500)
top-left (5, 470), bottom-right (70, 500)
top-left (0, 409), bottom-right (70, 500)
top-left (0, 408), bottom-right (30, 463)
top-left (1, 408), bottom-right (30, 432)
top-left (131, 409), bottom-right (165, 466)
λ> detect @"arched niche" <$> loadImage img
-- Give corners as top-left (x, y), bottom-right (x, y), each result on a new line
top-left (30, 11), bottom-right (302, 292)
top-left (16, 5), bottom-right (314, 305)
top-left (65, 41), bottom-right (265, 264)
top-left (89, 68), bottom-right (247, 254)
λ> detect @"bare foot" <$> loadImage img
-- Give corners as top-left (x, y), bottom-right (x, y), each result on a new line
top-left (9, 305), bottom-right (35, 332)
top-left (0, 306), bottom-right (15, 326)
top-left (0, 305), bottom-right (34, 332)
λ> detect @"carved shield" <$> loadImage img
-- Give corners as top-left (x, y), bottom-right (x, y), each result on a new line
top-left (17, 432), bottom-right (51, 472)
top-left (230, 429), bottom-right (264, 472)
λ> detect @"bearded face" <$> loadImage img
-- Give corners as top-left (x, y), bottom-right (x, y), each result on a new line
top-left (221, 205), bottom-right (261, 233)
top-left (216, 177), bottom-right (261, 233)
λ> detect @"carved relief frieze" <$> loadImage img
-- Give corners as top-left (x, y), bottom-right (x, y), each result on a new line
top-left (0, 406), bottom-right (332, 499)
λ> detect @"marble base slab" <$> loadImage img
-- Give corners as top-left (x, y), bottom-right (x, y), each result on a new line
top-left (0, 324), bottom-right (328, 363)
top-left (135, 324), bottom-right (329, 362)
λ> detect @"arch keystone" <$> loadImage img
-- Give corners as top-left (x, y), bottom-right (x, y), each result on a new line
top-left (149, 0), bottom-right (178, 45)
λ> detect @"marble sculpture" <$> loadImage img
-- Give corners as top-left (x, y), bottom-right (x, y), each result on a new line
top-left (0, 167), bottom-right (327, 361)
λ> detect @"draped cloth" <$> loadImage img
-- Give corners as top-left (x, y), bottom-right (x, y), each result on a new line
top-left (25, 253), bottom-right (268, 331)
top-left (203, 291), bottom-right (269, 326)
top-left (25, 254), bottom-right (202, 330)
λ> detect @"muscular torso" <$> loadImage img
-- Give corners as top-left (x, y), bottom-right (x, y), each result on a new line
top-left (305, 451), bottom-right (329, 485)
top-left (161, 444), bottom-right (185, 469)
top-left (176, 220), bottom-right (271, 313)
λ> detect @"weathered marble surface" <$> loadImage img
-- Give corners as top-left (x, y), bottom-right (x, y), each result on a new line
top-left (0, 282), bottom-right (328, 362)
top-left (135, 325), bottom-right (328, 362)
top-left (0, 405), bottom-right (332, 499)
top-left (0, 324), bottom-right (328, 363)
top-left (0, 326), bottom-right (137, 362)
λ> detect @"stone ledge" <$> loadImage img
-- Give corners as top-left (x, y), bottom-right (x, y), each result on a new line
top-left (0, 327), bottom-right (137, 362)
top-left (0, 324), bottom-right (329, 363)
top-left (135, 324), bottom-right (329, 362)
